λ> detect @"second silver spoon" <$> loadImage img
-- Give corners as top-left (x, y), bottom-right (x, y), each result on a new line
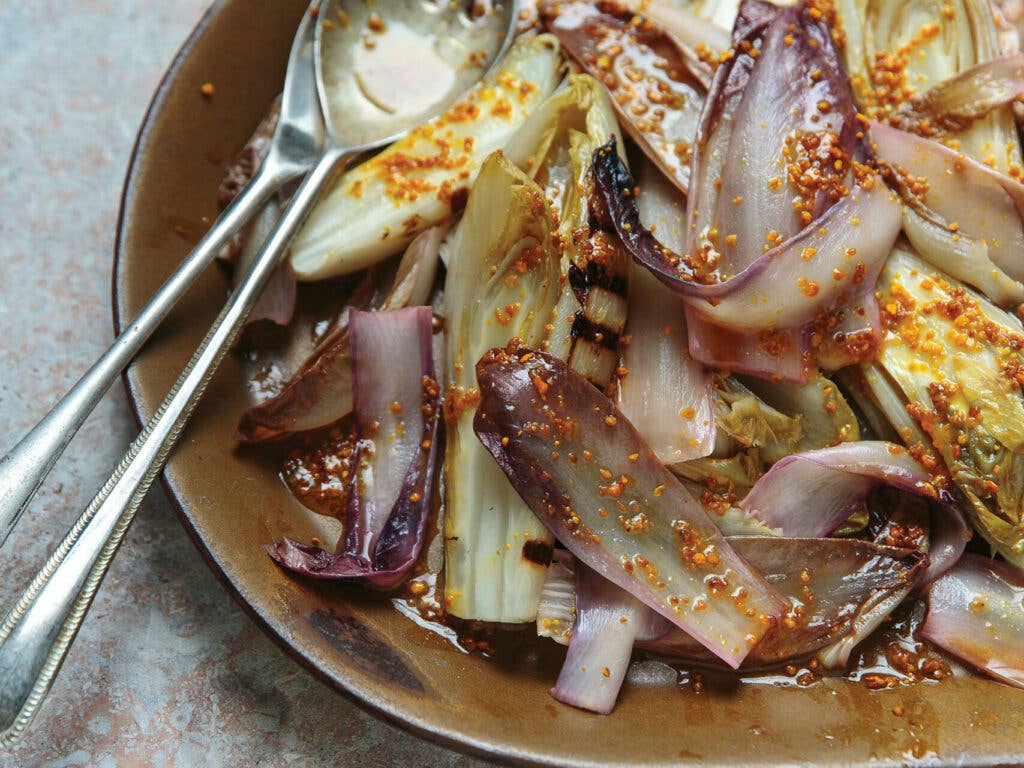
top-left (0, 0), bottom-right (514, 745)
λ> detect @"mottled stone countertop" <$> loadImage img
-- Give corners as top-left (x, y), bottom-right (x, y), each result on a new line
top-left (0, 3), bottom-right (491, 766)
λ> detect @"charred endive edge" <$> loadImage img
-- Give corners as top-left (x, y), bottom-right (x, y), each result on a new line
top-left (504, 73), bottom-right (630, 392)
top-left (289, 34), bottom-right (564, 281)
top-left (445, 75), bottom-right (630, 623)
top-left (442, 154), bottom-right (563, 623)
top-left (265, 307), bottom-right (440, 589)
top-left (474, 343), bottom-right (786, 667)
top-left (871, 246), bottom-right (1024, 569)
top-left (593, 137), bottom-right (897, 377)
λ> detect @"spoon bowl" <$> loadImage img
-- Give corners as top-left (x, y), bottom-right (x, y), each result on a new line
top-left (316, 0), bottom-right (516, 149)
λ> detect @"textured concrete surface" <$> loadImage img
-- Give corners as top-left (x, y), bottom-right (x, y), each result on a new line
top-left (0, 3), bottom-right (491, 766)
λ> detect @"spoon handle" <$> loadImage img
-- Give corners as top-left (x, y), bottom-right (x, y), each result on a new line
top-left (0, 148), bottom-right (348, 746)
top-left (0, 160), bottom-right (288, 548)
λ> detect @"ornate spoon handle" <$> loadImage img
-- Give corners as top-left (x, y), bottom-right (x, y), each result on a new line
top-left (0, 161), bottom-right (283, 547)
top-left (0, 148), bottom-right (347, 746)
top-left (0, 0), bottom-right (325, 549)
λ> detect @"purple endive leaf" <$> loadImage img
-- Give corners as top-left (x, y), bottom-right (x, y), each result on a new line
top-left (698, 5), bottom-right (857, 256)
top-left (552, 564), bottom-right (669, 714)
top-left (593, 137), bottom-right (899, 332)
top-left (216, 96), bottom-right (283, 267)
top-left (617, 167), bottom-right (715, 462)
top-left (817, 493), bottom-right (931, 668)
top-left (739, 441), bottom-right (941, 536)
top-left (218, 97), bottom-right (281, 217)
top-left (590, 0), bottom-right (900, 376)
top-left (922, 553), bottom-right (1024, 689)
top-left (729, 0), bottom-right (780, 43)
top-left (473, 343), bottom-right (786, 668)
top-left (235, 201), bottom-right (298, 326)
top-left (224, 111), bottom-right (303, 327)
top-left (266, 307), bottom-right (440, 589)
top-left (641, 536), bottom-right (927, 667)
top-left (684, 306), bottom-right (813, 382)
top-left (816, 489), bottom-right (969, 667)
top-left (891, 53), bottom-right (1024, 139)
top-left (872, 121), bottom-right (1024, 306)
top-left (236, 226), bottom-right (443, 442)
top-left (540, 0), bottom-right (709, 195)
top-left (344, 309), bottom-right (434, 560)
top-left (923, 498), bottom-right (970, 585)
top-left (251, 264), bottom-right (298, 326)
top-left (235, 298), bottom-right (364, 443)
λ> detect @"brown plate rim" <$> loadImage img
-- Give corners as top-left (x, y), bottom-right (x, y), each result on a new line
top-left (109, 3), bottom-right (538, 765)
top-left (109, 4), bottom-right (1024, 767)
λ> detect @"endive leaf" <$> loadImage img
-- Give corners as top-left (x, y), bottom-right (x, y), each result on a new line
top-left (504, 73), bottom-right (630, 390)
top-left (290, 34), bottom-right (564, 281)
top-left (873, 246), bottom-right (1024, 567)
top-left (235, 226), bottom-right (444, 442)
top-left (442, 153), bottom-right (563, 622)
top-left (537, 549), bottom-right (576, 645)
top-left (541, 0), bottom-right (710, 194)
top-left (474, 342), bottom-right (786, 668)
top-left (265, 307), bottom-right (439, 589)
top-left (641, 537), bottom-right (926, 667)
top-left (551, 563), bottom-right (668, 714)
top-left (872, 122), bottom-right (1024, 307)
top-left (620, 0), bottom-right (732, 53)
top-left (591, 0), bottom-right (901, 378)
top-left (922, 553), bottom-right (1024, 689)
top-left (617, 163), bottom-right (715, 464)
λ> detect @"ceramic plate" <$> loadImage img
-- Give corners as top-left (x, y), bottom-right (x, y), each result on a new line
top-left (113, 1), bottom-right (1024, 764)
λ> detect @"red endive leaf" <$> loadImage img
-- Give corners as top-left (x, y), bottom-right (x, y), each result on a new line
top-left (473, 342), bottom-right (786, 668)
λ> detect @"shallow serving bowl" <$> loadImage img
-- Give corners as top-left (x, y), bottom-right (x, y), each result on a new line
top-left (113, 1), bottom-right (1024, 764)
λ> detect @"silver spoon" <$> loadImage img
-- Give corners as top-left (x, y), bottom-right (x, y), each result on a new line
top-left (0, 3), bottom-right (324, 547)
top-left (0, 0), bottom-right (514, 745)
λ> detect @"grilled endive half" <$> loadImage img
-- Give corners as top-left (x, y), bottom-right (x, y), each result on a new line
top-left (837, 0), bottom-right (1022, 171)
top-left (868, 246), bottom-right (1024, 567)
top-left (505, 73), bottom-right (629, 390)
top-left (443, 75), bottom-right (630, 623)
top-left (442, 154), bottom-right (562, 623)
top-left (289, 34), bottom-right (564, 281)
